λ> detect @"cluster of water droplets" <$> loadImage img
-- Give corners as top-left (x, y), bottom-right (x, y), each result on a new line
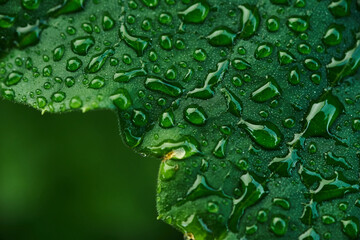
top-left (0, 0), bottom-right (360, 239)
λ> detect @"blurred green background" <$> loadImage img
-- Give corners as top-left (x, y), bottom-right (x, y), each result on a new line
top-left (0, 100), bottom-right (182, 240)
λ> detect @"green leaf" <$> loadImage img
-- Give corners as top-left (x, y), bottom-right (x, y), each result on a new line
top-left (1, 0), bottom-right (360, 239)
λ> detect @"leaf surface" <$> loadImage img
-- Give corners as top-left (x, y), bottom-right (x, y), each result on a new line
top-left (1, 0), bottom-right (360, 239)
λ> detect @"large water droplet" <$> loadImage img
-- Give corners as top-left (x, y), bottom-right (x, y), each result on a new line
top-left (206, 27), bottom-right (236, 46)
top-left (188, 60), bottom-right (229, 99)
top-left (239, 120), bottom-right (283, 149)
top-left (251, 77), bottom-right (281, 102)
top-left (184, 104), bottom-right (208, 126)
top-left (48, 0), bottom-right (85, 17)
top-left (114, 68), bottom-right (147, 82)
top-left (287, 16), bottom-right (309, 32)
top-left (299, 228), bottom-right (320, 240)
top-left (71, 36), bottom-right (95, 56)
top-left (328, 0), bottom-right (351, 18)
top-left (323, 24), bottom-right (343, 46)
top-left (221, 88), bottom-right (243, 117)
top-left (119, 23), bottom-right (150, 56)
top-left (86, 48), bottom-right (114, 73)
top-left (178, 1), bottom-right (210, 23)
top-left (4, 71), bottom-right (23, 86)
top-left (238, 4), bottom-right (260, 39)
top-left (53, 44), bottom-right (65, 61)
top-left (341, 216), bottom-right (359, 239)
top-left (145, 77), bottom-right (184, 97)
top-left (270, 215), bottom-right (288, 236)
top-left (22, 0), bottom-right (40, 10)
top-left (147, 136), bottom-right (201, 160)
top-left (110, 88), bottom-right (132, 110)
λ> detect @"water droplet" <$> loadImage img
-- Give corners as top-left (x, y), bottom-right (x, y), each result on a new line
top-left (207, 201), bottom-right (219, 213)
top-left (310, 73), bottom-right (321, 85)
top-left (299, 228), bottom-right (320, 240)
top-left (102, 12), bottom-right (115, 31)
top-left (160, 161), bottom-right (178, 181)
top-left (341, 216), bottom-right (359, 239)
top-left (145, 77), bottom-right (184, 97)
top-left (220, 88), bottom-right (243, 117)
top-left (239, 120), bottom-right (283, 149)
top-left (278, 50), bottom-right (296, 65)
top-left (326, 40), bottom-right (360, 84)
top-left (5, 71), bottom-right (23, 86)
top-left (66, 57), bottom-right (82, 72)
top-left (65, 76), bottom-right (75, 88)
top-left (301, 91), bottom-right (344, 140)
top-left (178, 1), bottom-right (210, 23)
top-left (70, 96), bottom-right (82, 109)
top-left (228, 173), bottom-right (266, 231)
top-left (159, 12), bottom-right (172, 25)
top-left (304, 58), bottom-right (321, 71)
top-left (188, 60), bottom-right (229, 99)
top-left (184, 104), bottom-right (208, 126)
top-left (160, 34), bottom-right (173, 50)
top-left (160, 109), bottom-right (175, 128)
top-left (110, 88), bottom-right (132, 110)
top-left (266, 16), bottom-right (280, 32)
top-left (193, 48), bottom-right (207, 62)
top-left (328, 0), bottom-right (351, 18)
top-left (322, 215), bottom-right (336, 225)
top-left (51, 91), bottom-right (66, 102)
top-left (269, 149), bottom-right (301, 177)
top-left (232, 58), bottom-right (251, 70)
top-left (132, 109), bottom-right (148, 127)
top-left (323, 24), bottom-right (343, 46)
top-left (255, 43), bottom-right (274, 59)
top-left (22, 0), bottom-right (40, 10)
top-left (36, 96), bottom-right (47, 108)
top-left (1, 88), bottom-right (15, 100)
top-left (353, 119), bottom-right (360, 131)
top-left (298, 43), bottom-right (311, 55)
top-left (206, 27), bottom-right (236, 46)
top-left (304, 139), bottom-right (316, 153)
top-left (175, 39), bottom-right (185, 50)
top-left (294, 0), bottom-right (306, 8)
top-left (238, 4), bottom-right (260, 39)
top-left (14, 20), bottom-right (45, 49)
top-left (86, 48), bottom-right (114, 73)
top-left (71, 36), bottom-right (95, 56)
top-left (113, 68), bottom-right (147, 82)
top-left (310, 172), bottom-right (359, 202)
top-left (165, 66), bottom-right (177, 80)
top-left (53, 44), bottom-right (65, 61)
top-left (0, 14), bottom-right (16, 28)
top-left (251, 77), bottom-right (281, 102)
top-left (272, 198), bottom-right (290, 210)
top-left (141, 0), bottom-right (159, 8)
top-left (287, 16), bottom-right (309, 32)
top-left (119, 23), bottom-right (150, 56)
top-left (43, 65), bottom-right (52, 77)
top-left (81, 22), bottom-right (93, 34)
top-left (257, 210), bottom-right (268, 223)
top-left (270, 215), bottom-right (288, 236)
top-left (89, 76), bottom-right (105, 89)
top-left (245, 224), bottom-right (258, 235)
top-left (48, 0), bottom-right (85, 17)
top-left (123, 128), bottom-right (142, 148)
top-left (212, 137), bottom-right (228, 158)
top-left (324, 151), bottom-right (352, 169)
top-left (288, 67), bottom-right (301, 85)
top-left (147, 136), bottom-right (201, 160)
